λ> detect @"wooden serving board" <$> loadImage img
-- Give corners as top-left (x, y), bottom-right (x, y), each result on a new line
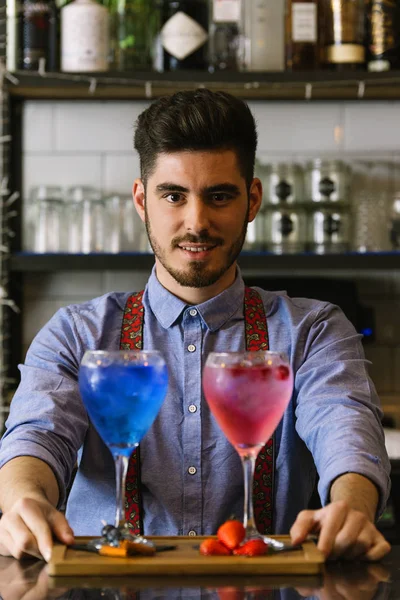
top-left (47, 536), bottom-right (325, 577)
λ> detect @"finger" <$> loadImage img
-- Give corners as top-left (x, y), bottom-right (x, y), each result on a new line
top-left (47, 509), bottom-right (74, 545)
top-left (0, 513), bottom-right (43, 560)
top-left (290, 509), bottom-right (321, 545)
top-left (18, 501), bottom-right (55, 562)
top-left (363, 536), bottom-right (391, 562)
top-left (316, 503), bottom-right (348, 559)
top-left (328, 512), bottom-right (369, 560)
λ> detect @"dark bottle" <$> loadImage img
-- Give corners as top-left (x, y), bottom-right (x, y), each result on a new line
top-left (20, 0), bottom-right (53, 70)
top-left (320, 0), bottom-right (366, 70)
top-left (208, 0), bottom-right (240, 72)
top-left (47, 0), bottom-right (59, 71)
top-left (285, 0), bottom-right (319, 70)
top-left (110, 0), bottom-right (161, 70)
top-left (367, 0), bottom-right (400, 71)
top-left (160, 0), bottom-right (209, 70)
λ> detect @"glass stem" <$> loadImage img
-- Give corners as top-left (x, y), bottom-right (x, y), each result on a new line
top-left (114, 454), bottom-right (129, 529)
top-left (241, 453), bottom-right (259, 539)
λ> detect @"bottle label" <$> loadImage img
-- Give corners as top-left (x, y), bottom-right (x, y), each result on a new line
top-left (61, 1), bottom-right (109, 72)
top-left (292, 2), bottom-right (317, 43)
top-left (327, 43), bottom-right (365, 63)
top-left (213, 0), bottom-right (241, 23)
top-left (161, 11), bottom-right (208, 60)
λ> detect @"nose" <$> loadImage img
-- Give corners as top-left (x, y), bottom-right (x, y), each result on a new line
top-left (184, 196), bottom-right (211, 234)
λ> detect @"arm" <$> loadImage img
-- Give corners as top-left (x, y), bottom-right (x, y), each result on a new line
top-left (0, 305), bottom-right (90, 561)
top-left (0, 456), bottom-right (74, 561)
top-left (290, 302), bottom-right (391, 560)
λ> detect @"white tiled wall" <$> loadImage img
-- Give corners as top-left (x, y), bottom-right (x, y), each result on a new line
top-left (21, 98), bottom-right (400, 396)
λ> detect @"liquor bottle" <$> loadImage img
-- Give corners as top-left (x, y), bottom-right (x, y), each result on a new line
top-left (61, 0), bottom-right (109, 72)
top-left (160, 0), bottom-right (209, 71)
top-left (367, 0), bottom-right (400, 71)
top-left (320, 0), bottom-right (366, 70)
top-left (110, 0), bottom-right (161, 70)
top-left (47, 0), bottom-right (59, 70)
top-left (20, 0), bottom-right (53, 70)
top-left (285, 0), bottom-right (319, 70)
top-left (209, 0), bottom-right (241, 72)
top-left (240, 0), bottom-right (285, 71)
top-left (6, 0), bottom-right (20, 71)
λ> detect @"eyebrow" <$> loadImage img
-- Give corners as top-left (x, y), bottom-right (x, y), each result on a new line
top-left (155, 182), bottom-right (241, 195)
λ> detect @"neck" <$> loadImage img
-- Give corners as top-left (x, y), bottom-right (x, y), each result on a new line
top-left (154, 261), bottom-right (237, 305)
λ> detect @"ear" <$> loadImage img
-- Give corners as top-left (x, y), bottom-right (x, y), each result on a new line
top-left (248, 178), bottom-right (263, 223)
top-left (132, 178), bottom-right (146, 223)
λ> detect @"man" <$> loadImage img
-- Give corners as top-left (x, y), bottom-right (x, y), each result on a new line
top-left (0, 89), bottom-right (391, 563)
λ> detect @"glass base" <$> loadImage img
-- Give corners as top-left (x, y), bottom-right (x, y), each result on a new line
top-left (88, 523), bottom-right (155, 552)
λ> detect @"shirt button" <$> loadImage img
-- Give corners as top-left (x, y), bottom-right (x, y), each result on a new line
top-left (187, 344), bottom-right (196, 353)
top-left (188, 466), bottom-right (197, 475)
top-left (188, 530), bottom-right (197, 536)
top-left (189, 309), bottom-right (198, 317)
top-left (188, 404), bottom-right (197, 413)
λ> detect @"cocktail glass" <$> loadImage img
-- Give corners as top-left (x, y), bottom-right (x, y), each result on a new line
top-left (79, 350), bottom-right (168, 547)
top-left (202, 351), bottom-right (293, 541)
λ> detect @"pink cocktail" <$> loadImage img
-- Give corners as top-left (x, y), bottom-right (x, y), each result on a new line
top-left (203, 352), bottom-right (293, 540)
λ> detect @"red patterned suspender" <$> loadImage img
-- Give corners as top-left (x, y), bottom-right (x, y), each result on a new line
top-left (120, 287), bottom-right (274, 535)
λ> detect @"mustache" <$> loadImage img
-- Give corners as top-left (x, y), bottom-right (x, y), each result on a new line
top-left (172, 234), bottom-right (224, 248)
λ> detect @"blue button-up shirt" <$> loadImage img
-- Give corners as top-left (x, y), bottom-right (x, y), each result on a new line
top-left (0, 268), bottom-right (391, 536)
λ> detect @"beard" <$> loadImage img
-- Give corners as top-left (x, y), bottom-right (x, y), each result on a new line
top-left (144, 205), bottom-right (249, 289)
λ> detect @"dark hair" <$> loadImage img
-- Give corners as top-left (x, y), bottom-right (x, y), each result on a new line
top-left (134, 89), bottom-right (258, 189)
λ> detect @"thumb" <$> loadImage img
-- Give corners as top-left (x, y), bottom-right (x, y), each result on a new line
top-left (47, 508), bottom-right (74, 544)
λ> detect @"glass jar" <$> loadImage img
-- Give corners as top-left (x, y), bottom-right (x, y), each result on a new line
top-left (243, 207), bottom-right (265, 251)
top-left (104, 194), bottom-right (150, 253)
top-left (265, 205), bottom-right (307, 254)
top-left (65, 186), bottom-right (106, 253)
top-left (27, 186), bottom-right (65, 253)
top-left (264, 163), bottom-right (304, 205)
top-left (308, 205), bottom-right (351, 254)
top-left (351, 161), bottom-right (391, 252)
top-left (305, 159), bottom-right (350, 203)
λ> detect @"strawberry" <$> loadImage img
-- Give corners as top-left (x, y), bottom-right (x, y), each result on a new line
top-left (217, 519), bottom-right (245, 550)
top-left (233, 539), bottom-right (268, 557)
top-left (199, 538), bottom-right (231, 556)
top-left (275, 365), bottom-right (290, 380)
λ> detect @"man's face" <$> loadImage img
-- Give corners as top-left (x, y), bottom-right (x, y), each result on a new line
top-left (133, 150), bottom-right (261, 298)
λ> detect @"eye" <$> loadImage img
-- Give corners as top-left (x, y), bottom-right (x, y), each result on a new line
top-left (210, 193), bottom-right (232, 203)
top-left (164, 193), bottom-right (183, 203)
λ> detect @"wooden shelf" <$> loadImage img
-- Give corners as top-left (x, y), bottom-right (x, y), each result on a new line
top-left (7, 69), bottom-right (400, 101)
top-left (9, 251), bottom-right (400, 272)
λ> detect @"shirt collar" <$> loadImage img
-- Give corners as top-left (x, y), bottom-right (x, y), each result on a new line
top-left (145, 266), bottom-right (245, 331)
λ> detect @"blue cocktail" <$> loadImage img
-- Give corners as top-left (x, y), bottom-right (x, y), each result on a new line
top-left (79, 350), bottom-right (168, 543)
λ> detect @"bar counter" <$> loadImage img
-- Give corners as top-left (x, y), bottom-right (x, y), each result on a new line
top-left (1, 546), bottom-right (399, 600)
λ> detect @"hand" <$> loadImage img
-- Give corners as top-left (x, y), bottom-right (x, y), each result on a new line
top-left (290, 501), bottom-right (391, 561)
top-left (0, 497), bottom-right (74, 562)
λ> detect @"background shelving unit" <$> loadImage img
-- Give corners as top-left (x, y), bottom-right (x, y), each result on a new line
top-left (5, 66), bottom-right (400, 418)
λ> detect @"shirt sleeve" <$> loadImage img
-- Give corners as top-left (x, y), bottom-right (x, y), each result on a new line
top-left (294, 302), bottom-right (391, 519)
top-left (0, 305), bottom-right (89, 508)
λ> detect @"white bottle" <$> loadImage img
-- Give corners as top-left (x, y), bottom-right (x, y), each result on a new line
top-left (61, 0), bottom-right (109, 72)
top-left (240, 0), bottom-right (285, 72)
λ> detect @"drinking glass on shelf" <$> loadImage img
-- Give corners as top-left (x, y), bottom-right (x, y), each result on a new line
top-left (79, 350), bottom-right (168, 547)
top-left (202, 351), bottom-right (293, 541)
top-left (351, 161), bottom-right (391, 252)
top-left (65, 186), bottom-right (106, 254)
top-left (27, 186), bottom-right (65, 253)
top-left (104, 194), bottom-right (150, 253)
